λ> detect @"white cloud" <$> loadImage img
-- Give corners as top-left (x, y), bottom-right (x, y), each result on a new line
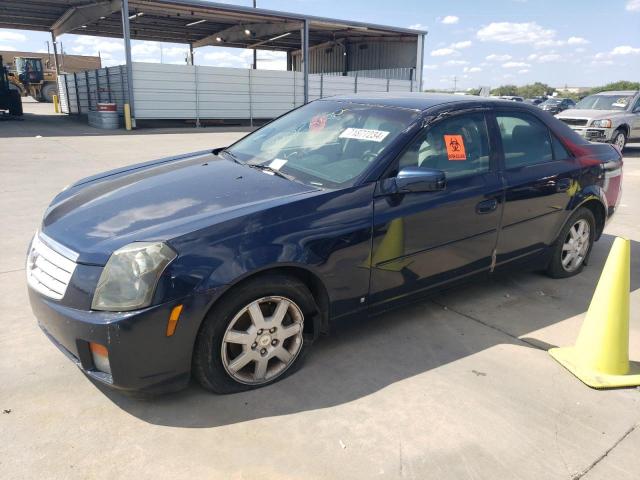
top-left (611, 45), bottom-right (640, 55)
top-left (502, 61), bottom-right (531, 68)
top-left (575, 47), bottom-right (586, 53)
top-left (567, 36), bottom-right (589, 45)
top-left (423, 64), bottom-right (438, 70)
top-left (0, 44), bottom-right (16, 51)
top-left (537, 53), bottom-right (562, 62)
top-left (518, 69), bottom-right (530, 74)
top-left (441, 16), bottom-right (459, 25)
top-left (450, 40), bottom-right (472, 49)
top-left (71, 36), bottom-right (124, 55)
top-left (0, 31), bottom-right (26, 42)
top-left (431, 47), bottom-right (458, 57)
top-left (445, 60), bottom-right (469, 66)
top-left (463, 66), bottom-right (482, 73)
top-left (477, 22), bottom-right (555, 45)
top-left (486, 53), bottom-right (512, 62)
top-left (626, 0), bottom-right (640, 11)
top-left (408, 23), bottom-right (427, 30)
top-left (131, 41), bottom-right (160, 57)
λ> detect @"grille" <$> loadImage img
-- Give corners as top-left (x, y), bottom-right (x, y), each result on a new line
top-left (26, 234), bottom-right (78, 300)
top-left (560, 118), bottom-right (588, 127)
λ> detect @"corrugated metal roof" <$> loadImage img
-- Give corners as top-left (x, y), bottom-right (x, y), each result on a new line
top-left (0, 0), bottom-right (426, 50)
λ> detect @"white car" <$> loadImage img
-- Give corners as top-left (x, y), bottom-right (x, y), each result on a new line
top-left (556, 90), bottom-right (640, 150)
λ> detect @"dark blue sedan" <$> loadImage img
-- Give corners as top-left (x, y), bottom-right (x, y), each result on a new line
top-left (27, 94), bottom-right (623, 394)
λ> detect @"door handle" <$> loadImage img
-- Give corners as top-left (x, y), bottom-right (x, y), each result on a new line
top-left (476, 198), bottom-right (498, 214)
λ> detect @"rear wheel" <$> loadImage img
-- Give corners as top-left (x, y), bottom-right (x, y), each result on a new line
top-left (8, 91), bottom-right (22, 116)
top-left (611, 129), bottom-right (627, 151)
top-left (39, 83), bottom-right (58, 103)
top-left (546, 207), bottom-right (595, 278)
top-left (193, 274), bottom-right (315, 394)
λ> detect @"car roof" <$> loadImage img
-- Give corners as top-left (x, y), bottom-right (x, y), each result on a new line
top-left (321, 92), bottom-right (527, 112)
top-left (592, 90), bottom-right (639, 96)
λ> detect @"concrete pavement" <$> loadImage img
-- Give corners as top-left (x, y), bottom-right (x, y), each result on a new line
top-left (1, 101), bottom-right (639, 479)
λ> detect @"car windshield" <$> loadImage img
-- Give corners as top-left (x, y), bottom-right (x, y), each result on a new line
top-left (541, 99), bottom-right (562, 105)
top-left (575, 94), bottom-right (633, 110)
top-left (226, 100), bottom-right (419, 188)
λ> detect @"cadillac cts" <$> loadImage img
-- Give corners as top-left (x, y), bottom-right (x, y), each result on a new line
top-left (27, 94), bottom-right (623, 394)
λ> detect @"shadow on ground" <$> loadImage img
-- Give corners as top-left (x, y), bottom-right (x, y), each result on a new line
top-left (97, 234), bottom-right (640, 428)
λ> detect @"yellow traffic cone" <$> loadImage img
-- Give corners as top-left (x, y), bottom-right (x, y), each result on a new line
top-left (549, 237), bottom-right (640, 388)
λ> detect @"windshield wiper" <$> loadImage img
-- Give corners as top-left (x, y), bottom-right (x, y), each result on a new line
top-left (219, 149), bottom-right (242, 164)
top-left (247, 163), bottom-right (295, 181)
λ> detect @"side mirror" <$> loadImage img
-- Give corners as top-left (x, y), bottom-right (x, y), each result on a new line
top-left (395, 166), bottom-right (446, 193)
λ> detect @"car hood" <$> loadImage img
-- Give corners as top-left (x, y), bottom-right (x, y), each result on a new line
top-left (556, 108), bottom-right (622, 120)
top-left (41, 151), bottom-right (318, 264)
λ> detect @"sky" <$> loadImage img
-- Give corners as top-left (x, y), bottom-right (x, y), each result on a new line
top-left (1, 0), bottom-right (639, 90)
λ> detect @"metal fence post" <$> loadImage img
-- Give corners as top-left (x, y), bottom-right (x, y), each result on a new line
top-left (354, 72), bottom-right (358, 93)
top-left (320, 73), bottom-right (323, 98)
top-left (63, 73), bottom-right (71, 114)
top-left (386, 77), bottom-right (390, 92)
top-left (248, 68), bottom-right (253, 127)
top-left (73, 72), bottom-right (80, 114)
top-left (105, 67), bottom-right (112, 103)
top-left (95, 69), bottom-right (101, 103)
top-left (84, 70), bottom-right (92, 110)
top-left (194, 64), bottom-right (200, 127)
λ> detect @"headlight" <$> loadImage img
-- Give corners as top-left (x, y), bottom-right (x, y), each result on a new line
top-left (92, 242), bottom-right (176, 311)
top-left (591, 119), bottom-right (612, 128)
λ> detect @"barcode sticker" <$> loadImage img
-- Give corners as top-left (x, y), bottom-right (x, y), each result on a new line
top-left (339, 128), bottom-right (390, 142)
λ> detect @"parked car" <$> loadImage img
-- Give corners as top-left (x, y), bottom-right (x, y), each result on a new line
top-left (27, 94), bottom-right (623, 394)
top-left (539, 97), bottom-right (575, 115)
top-left (556, 90), bottom-right (640, 150)
top-left (499, 95), bottom-right (524, 102)
top-left (525, 96), bottom-right (548, 106)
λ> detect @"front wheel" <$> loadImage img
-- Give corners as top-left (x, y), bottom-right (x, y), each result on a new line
top-left (611, 129), bottom-right (627, 151)
top-left (546, 207), bottom-right (596, 278)
top-left (193, 274), bottom-right (315, 394)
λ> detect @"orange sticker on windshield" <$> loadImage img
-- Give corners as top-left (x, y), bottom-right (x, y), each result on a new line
top-left (309, 114), bottom-right (327, 131)
top-left (444, 135), bottom-right (467, 161)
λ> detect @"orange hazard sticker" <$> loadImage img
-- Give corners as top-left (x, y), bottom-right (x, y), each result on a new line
top-left (444, 135), bottom-right (467, 161)
top-left (309, 114), bottom-right (327, 131)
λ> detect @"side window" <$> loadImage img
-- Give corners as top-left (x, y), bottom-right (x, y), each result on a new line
top-left (496, 113), bottom-right (553, 169)
top-left (397, 112), bottom-right (490, 180)
top-left (551, 134), bottom-right (571, 160)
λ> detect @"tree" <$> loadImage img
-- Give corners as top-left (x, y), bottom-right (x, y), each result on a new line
top-left (491, 84), bottom-right (519, 96)
top-left (588, 80), bottom-right (640, 94)
top-left (518, 82), bottom-right (553, 98)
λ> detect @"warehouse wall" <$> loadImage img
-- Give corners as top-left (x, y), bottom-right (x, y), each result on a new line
top-left (59, 62), bottom-right (416, 122)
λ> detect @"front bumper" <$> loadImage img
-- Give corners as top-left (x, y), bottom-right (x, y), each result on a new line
top-left (28, 288), bottom-right (213, 394)
top-left (568, 126), bottom-right (614, 143)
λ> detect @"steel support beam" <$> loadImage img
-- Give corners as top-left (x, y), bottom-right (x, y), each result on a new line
top-left (121, 0), bottom-right (136, 128)
top-left (416, 33), bottom-right (425, 91)
top-left (52, 0), bottom-right (120, 37)
top-left (302, 19), bottom-right (309, 104)
top-left (50, 32), bottom-right (60, 75)
top-left (192, 22), bottom-right (301, 48)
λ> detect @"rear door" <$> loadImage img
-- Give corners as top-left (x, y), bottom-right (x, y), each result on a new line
top-left (492, 109), bottom-right (580, 265)
top-left (369, 110), bottom-right (503, 305)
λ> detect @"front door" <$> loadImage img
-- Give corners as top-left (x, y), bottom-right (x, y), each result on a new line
top-left (369, 110), bottom-right (503, 306)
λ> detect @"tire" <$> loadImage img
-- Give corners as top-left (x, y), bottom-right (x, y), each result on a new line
top-left (8, 91), bottom-right (22, 116)
top-left (193, 274), bottom-right (316, 394)
top-left (546, 207), bottom-right (596, 279)
top-left (39, 83), bottom-right (58, 103)
top-left (611, 129), bottom-right (627, 151)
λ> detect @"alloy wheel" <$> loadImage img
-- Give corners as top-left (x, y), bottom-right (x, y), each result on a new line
top-left (561, 219), bottom-right (591, 272)
top-left (221, 296), bottom-right (304, 385)
top-left (614, 132), bottom-right (626, 150)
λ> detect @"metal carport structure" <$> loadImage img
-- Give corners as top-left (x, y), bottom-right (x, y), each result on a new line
top-left (1, 0), bottom-right (427, 127)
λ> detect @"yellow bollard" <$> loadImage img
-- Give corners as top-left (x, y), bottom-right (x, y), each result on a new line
top-left (549, 237), bottom-right (640, 388)
top-left (124, 103), bottom-right (132, 131)
top-left (52, 94), bottom-right (59, 113)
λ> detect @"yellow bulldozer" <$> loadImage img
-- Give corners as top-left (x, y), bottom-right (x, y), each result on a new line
top-left (7, 56), bottom-right (58, 103)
